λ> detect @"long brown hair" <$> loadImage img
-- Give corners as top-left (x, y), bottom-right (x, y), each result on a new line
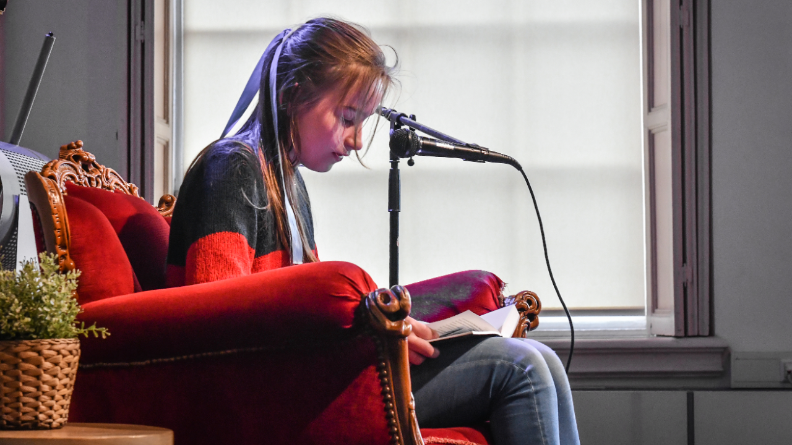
top-left (189, 17), bottom-right (396, 263)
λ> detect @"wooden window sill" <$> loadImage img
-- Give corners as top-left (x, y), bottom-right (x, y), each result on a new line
top-left (535, 335), bottom-right (730, 389)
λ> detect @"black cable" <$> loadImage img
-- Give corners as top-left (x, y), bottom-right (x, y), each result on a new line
top-left (518, 167), bottom-right (574, 374)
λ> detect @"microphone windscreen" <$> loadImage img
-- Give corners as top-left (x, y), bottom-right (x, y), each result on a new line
top-left (389, 128), bottom-right (419, 158)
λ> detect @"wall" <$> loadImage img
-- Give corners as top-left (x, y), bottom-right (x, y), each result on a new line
top-left (574, 390), bottom-right (792, 445)
top-left (0, 0), bottom-right (127, 169)
top-left (711, 1), bottom-right (792, 353)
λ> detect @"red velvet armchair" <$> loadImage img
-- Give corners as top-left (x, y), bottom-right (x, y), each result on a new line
top-left (24, 141), bottom-right (542, 445)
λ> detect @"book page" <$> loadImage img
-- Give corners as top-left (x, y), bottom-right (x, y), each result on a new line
top-left (480, 304), bottom-right (520, 337)
top-left (425, 311), bottom-right (500, 342)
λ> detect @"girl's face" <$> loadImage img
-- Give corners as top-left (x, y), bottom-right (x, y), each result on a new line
top-left (294, 87), bottom-right (379, 172)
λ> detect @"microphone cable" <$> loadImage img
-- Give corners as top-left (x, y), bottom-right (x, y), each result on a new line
top-left (516, 166), bottom-right (575, 374)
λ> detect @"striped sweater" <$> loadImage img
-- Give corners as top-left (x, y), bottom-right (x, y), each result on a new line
top-left (166, 140), bottom-right (316, 286)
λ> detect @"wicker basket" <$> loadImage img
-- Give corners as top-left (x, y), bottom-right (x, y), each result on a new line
top-left (0, 338), bottom-right (80, 429)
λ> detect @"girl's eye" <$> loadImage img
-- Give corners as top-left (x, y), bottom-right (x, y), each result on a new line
top-left (341, 109), bottom-right (357, 127)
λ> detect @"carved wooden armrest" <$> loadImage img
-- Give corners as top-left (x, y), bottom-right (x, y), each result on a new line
top-left (362, 286), bottom-right (541, 445)
top-left (364, 285), bottom-right (424, 445)
top-left (501, 290), bottom-right (542, 338)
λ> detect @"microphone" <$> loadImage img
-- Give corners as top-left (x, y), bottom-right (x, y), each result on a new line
top-left (389, 128), bottom-right (521, 169)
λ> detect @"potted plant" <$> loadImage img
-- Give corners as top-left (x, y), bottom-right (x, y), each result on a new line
top-left (0, 252), bottom-right (108, 430)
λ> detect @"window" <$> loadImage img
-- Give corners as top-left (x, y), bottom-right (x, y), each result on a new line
top-left (182, 0), bottom-right (645, 315)
top-left (176, 0), bottom-right (712, 345)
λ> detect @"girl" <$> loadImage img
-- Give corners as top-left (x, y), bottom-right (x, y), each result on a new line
top-left (167, 17), bottom-right (579, 445)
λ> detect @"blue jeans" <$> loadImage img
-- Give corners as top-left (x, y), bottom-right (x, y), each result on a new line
top-left (411, 337), bottom-right (580, 445)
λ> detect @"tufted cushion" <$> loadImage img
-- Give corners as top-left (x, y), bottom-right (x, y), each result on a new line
top-left (65, 183), bottom-right (170, 291)
top-left (63, 195), bottom-right (137, 304)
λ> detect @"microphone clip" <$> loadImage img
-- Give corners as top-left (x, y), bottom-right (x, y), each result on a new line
top-left (385, 109), bottom-right (418, 166)
top-left (379, 107), bottom-right (467, 145)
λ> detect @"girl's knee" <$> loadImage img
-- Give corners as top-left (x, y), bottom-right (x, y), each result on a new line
top-left (519, 339), bottom-right (571, 394)
top-left (523, 340), bottom-right (565, 371)
top-left (481, 338), bottom-right (554, 379)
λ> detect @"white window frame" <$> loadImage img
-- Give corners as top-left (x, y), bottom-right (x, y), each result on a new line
top-left (472, 0), bottom-right (726, 386)
top-left (546, 0), bottom-right (726, 387)
top-left (645, 0), bottom-right (711, 339)
top-left (152, 0), bottom-right (183, 200)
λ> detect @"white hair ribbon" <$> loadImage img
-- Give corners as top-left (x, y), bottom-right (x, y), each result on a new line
top-left (269, 28), bottom-right (304, 265)
top-left (222, 28), bottom-right (303, 265)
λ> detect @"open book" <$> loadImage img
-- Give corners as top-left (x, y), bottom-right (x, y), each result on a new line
top-left (424, 304), bottom-right (520, 343)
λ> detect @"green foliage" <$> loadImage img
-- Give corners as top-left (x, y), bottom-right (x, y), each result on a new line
top-left (0, 252), bottom-right (109, 340)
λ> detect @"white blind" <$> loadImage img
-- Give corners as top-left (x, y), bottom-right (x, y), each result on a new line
top-left (184, 0), bottom-right (644, 310)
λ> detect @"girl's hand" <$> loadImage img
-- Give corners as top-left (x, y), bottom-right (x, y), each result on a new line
top-left (406, 316), bottom-right (440, 365)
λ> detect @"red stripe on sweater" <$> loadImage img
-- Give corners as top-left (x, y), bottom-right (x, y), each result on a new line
top-left (185, 232), bottom-right (255, 285)
top-left (250, 248), bottom-right (319, 273)
top-left (251, 251), bottom-right (290, 273)
top-left (176, 239), bottom-right (320, 286)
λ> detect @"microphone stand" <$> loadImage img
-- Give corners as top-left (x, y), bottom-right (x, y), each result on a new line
top-left (388, 149), bottom-right (400, 288)
top-left (381, 106), bottom-right (575, 373)
top-left (382, 109), bottom-right (424, 287)
top-left (383, 107), bottom-right (462, 287)
top-left (387, 113), bottom-right (417, 287)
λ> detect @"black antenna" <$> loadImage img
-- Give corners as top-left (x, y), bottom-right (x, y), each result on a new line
top-left (9, 32), bottom-right (56, 146)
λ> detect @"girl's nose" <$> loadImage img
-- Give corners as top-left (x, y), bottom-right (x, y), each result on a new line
top-left (345, 126), bottom-right (364, 152)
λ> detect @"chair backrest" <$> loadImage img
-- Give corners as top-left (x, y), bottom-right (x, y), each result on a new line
top-left (25, 140), bottom-right (177, 304)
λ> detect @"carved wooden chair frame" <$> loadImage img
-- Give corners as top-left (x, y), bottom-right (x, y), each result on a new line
top-left (24, 141), bottom-right (542, 445)
top-left (24, 140), bottom-right (176, 274)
